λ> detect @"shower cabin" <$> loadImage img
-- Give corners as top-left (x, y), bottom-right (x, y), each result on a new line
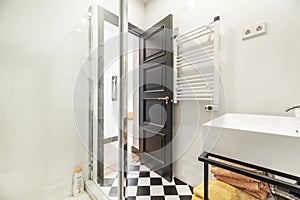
top-left (86, 5), bottom-right (142, 199)
top-left (86, 3), bottom-right (176, 199)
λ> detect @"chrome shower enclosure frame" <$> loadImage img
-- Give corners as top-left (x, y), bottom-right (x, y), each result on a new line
top-left (87, 1), bottom-right (136, 199)
top-left (118, 0), bottom-right (128, 199)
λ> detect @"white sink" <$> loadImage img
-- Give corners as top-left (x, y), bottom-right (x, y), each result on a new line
top-left (202, 113), bottom-right (300, 176)
top-left (204, 113), bottom-right (300, 137)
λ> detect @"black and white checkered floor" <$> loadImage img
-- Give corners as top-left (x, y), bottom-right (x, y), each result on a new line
top-left (100, 161), bottom-right (193, 200)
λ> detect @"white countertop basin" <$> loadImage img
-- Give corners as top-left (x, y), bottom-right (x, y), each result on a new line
top-left (203, 113), bottom-right (300, 138)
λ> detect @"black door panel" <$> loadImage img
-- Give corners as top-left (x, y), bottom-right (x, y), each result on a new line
top-left (139, 14), bottom-right (173, 182)
top-left (143, 63), bottom-right (166, 92)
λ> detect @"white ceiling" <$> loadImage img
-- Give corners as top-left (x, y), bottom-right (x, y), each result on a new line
top-left (137, 0), bottom-right (151, 4)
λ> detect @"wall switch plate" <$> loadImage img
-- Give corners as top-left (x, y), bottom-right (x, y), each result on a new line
top-left (242, 22), bottom-right (267, 40)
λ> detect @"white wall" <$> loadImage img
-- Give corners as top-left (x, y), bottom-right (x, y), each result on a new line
top-left (128, 34), bottom-right (140, 148)
top-left (0, 0), bottom-right (92, 199)
top-left (129, 0), bottom-right (146, 30)
top-left (102, 0), bottom-right (146, 29)
top-left (145, 0), bottom-right (300, 186)
top-left (0, 0), bottom-right (145, 199)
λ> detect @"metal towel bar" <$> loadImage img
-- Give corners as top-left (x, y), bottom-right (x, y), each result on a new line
top-left (173, 16), bottom-right (220, 110)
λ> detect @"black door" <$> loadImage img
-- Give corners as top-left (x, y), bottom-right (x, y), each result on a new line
top-left (139, 15), bottom-right (173, 182)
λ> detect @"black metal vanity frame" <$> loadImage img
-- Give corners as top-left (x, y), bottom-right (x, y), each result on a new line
top-left (198, 152), bottom-right (300, 200)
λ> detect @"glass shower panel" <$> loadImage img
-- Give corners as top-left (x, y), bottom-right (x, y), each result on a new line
top-left (94, 18), bottom-right (121, 200)
top-left (88, 4), bottom-right (130, 200)
top-left (126, 33), bottom-right (140, 166)
top-left (103, 20), bottom-right (120, 178)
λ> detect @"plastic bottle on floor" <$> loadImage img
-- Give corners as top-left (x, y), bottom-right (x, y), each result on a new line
top-left (73, 167), bottom-right (84, 197)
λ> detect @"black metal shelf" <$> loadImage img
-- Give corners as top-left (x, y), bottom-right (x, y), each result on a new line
top-left (198, 152), bottom-right (300, 200)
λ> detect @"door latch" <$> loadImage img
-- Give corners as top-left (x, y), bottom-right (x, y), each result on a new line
top-left (158, 96), bottom-right (170, 105)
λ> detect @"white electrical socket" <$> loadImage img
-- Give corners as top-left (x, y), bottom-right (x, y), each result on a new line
top-left (242, 27), bottom-right (254, 40)
top-left (242, 22), bottom-right (267, 40)
top-left (254, 22), bottom-right (267, 35)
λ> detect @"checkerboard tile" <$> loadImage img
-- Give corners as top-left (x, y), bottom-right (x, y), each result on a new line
top-left (150, 186), bottom-right (164, 196)
top-left (100, 161), bottom-right (193, 200)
